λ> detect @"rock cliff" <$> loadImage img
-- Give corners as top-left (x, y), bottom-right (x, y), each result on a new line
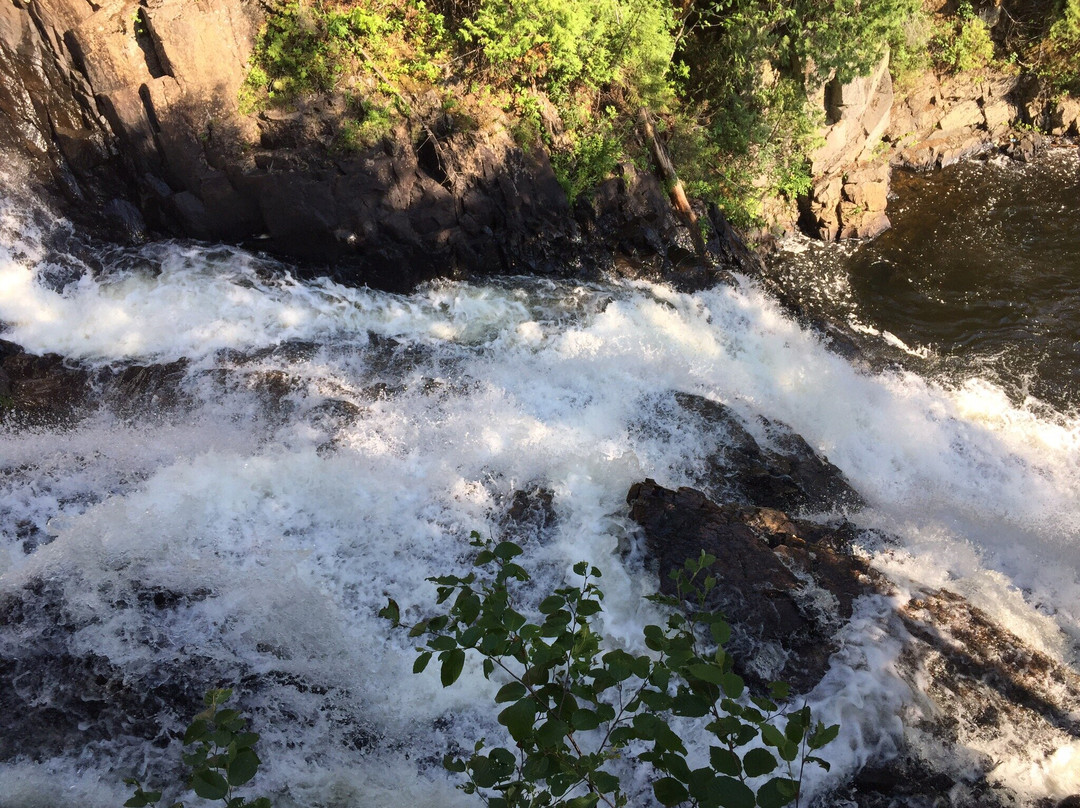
top-left (0, 0), bottom-right (766, 288)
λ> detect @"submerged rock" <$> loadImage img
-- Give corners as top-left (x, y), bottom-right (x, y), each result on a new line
top-left (671, 391), bottom-right (865, 514)
top-left (626, 478), bottom-right (873, 691)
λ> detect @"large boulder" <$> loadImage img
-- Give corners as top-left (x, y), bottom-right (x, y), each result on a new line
top-left (669, 391), bottom-right (864, 514)
top-left (627, 479), bottom-right (873, 691)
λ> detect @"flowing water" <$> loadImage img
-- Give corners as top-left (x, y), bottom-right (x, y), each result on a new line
top-left (1, 150), bottom-right (1079, 807)
top-left (769, 147), bottom-right (1080, 412)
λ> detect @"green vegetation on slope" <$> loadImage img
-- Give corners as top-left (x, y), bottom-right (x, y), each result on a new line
top-left (239, 0), bottom-right (1077, 228)
top-left (240, 0), bottom-right (919, 226)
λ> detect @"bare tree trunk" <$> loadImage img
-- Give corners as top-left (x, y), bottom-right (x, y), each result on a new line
top-left (639, 107), bottom-right (707, 263)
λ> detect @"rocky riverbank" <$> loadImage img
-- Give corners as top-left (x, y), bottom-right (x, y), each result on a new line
top-left (3, 0), bottom-right (1078, 292)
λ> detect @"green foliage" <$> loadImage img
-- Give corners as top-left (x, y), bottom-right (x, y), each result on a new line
top-left (124, 690), bottom-right (271, 808)
top-left (238, 0), bottom-right (935, 222)
top-left (550, 110), bottom-right (624, 203)
top-left (459, 0), bottom-right (675, 105)
top-left (243, 0), bottom-right (448, 108)
top-left (1043, 0), bottom-right (1080, 95)
top-left (335, 99), bottom-right (395, 150)
top-left (931, 2), bottom-right (995, 74)
top-left (381, 534), bottom-right (839, 808)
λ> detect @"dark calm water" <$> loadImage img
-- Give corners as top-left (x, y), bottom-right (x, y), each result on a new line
top-left (767, 147), bottom-right (1080, 412)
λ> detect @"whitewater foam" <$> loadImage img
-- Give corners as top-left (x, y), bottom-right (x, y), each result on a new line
top-left (2, 181), bottom-right (1080, 805)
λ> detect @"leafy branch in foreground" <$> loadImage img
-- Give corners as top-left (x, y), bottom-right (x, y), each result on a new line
top-left (381, 533), bottom-right (838, 808)
top-left (124, 689), bottom-right (271, 808)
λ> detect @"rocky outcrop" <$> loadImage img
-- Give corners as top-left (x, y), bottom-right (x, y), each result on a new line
top-left (0, 0), bottom-right (761, 288)
top-left (803, 54), bottom-right (895, 241)
top-left (628, 473), bottom-right (1080, 807)
top-left (670, 392), bottom-right (864, 513)
top-left (886, 71), bottom-right (1026, 169)
top-left (627, 479), bottom-right (873, 691)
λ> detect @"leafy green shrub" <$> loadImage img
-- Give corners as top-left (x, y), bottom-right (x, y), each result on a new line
top-left (243, 0), bottom-right (448, 107)
top-left (932, 2), bottom-right (995, 73)
top-left (1043, 0), bottom-right (1080, 94)
top-left (381, 534), bottom-right (838, 808)
top-left (124, 689), bottom-right (271, 808)
top-left (550, 110), bottom-right (624, 203)
top-left (459, 0), bottom-right (675, 105)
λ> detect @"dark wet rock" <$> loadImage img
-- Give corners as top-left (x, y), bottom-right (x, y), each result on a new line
top-left (827, 754), bottom-right (1015, 808)
top-left (826, 588), bottom-right (1080, 808)
top-left (0, 339), bottom-right (92, 424)
top-left (671, 391), bottom-right (864, 514)
top-left (98, 358), bottom-right (192, 417)
top-left (103, 197), bottom-right (149, 243)
top-left (505, 487), bottom-right (556, 529)
top-left (899, 589), bottom-right (1080, 745)
top-left (626, 478), bottom-right (874, 691)
top-left (1003, 129), bottom-right (1046, 163)
top-left (0, 576), bottom-right (226, 761)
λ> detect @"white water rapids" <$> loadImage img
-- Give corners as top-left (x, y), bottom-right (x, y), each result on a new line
top-left (2, 176), bottom-right (1080, 807)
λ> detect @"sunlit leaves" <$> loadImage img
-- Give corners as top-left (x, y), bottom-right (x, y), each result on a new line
top-left (386, 537), bottom-right (839, 808)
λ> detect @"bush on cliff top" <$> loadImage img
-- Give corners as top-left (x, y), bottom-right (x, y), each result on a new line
top-left (240, 0), bottom-right (917, 226)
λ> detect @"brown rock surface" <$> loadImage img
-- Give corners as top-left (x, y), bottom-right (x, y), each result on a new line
top-left (627, 478), bottom-right (873, 690)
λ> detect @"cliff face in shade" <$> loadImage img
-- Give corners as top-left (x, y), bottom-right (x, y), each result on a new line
top-left (0, 0), bottom-right (770, 289)
top-left (3, 0), bottom-right (1075, 280)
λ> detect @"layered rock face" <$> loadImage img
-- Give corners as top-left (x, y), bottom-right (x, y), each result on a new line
top-left (803, 54), bottom-right (895, 241)
top-left (801, 41), bottom-right (1078, 243)
top-left (0, 0), bottom-right (765, 287)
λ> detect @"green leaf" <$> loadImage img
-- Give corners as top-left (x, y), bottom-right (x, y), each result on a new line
top-left (457, 592), bottom-right (482, 624)
top-left (378, 599), bottom-right (400, 624)
top-left (807, 722), bottom-right (840, 750)
top-left (535, 719), bottom-right (568, 748)
top-left (493, 541), bottom-right (523, 561)
top-left (768, 681), bottom-right (790, 700)
top-left (671, 691), bottom-right (711, 717)
top-left (227, 748), bottom-right (260, 786)
top-left (709, 619), bottom-right (732, 645)
top-left (577, 599), bottom-right (602, 616)
top-left (686, 662), bottom-right (725, 686)
top-left (709, 746), bottom-right (741, 776)
top-left (497, 699), bottom-right (537, 741)
top-left (189, 769), bottom-right (229, 801)
top-left (711, 776), bottom-right (755, 808)
top-left (591, 769), bottom-right (620, 793)
top-left (413, 651), bottom-right (433, 674)
top-left (653, 777), bottom-right (689, 806)
top-left (742, 748), bottom-right (777, 777)
top-left (443, 754), bottom-right (467, 773)
top-left (429, 635), bottom-right (457, 651)
top-left (440, 648), bottom-right (466, 687)
top-left (571, 708), bottom-right (600, 731)
top-left (233, 732), bottom-right (259, 750)
top-left (521, 752), bottom-right (551, 779)
top-left (495, 682), bottom-right (527, 703)
top-left (756, 777), bottom-right (799, 808)
top-left (539, 595), bottom-right (564, 614)
top-left (566, 795), bottom-right (600, 808)
top-left (124, 795), bottom-right (150, 807)
top-left (183, 718), bottom-right (209, 745)
top-left (719, 671), bottom-right (744, 698)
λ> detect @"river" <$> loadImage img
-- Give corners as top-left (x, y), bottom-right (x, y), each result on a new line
top-left (1, 149), bottom-right (1079, 807)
